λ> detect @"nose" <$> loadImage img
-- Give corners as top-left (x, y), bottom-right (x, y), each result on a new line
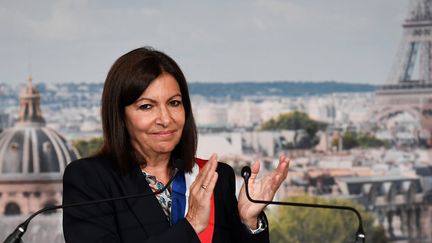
top-left (156, 105), bottom-right (171, 127)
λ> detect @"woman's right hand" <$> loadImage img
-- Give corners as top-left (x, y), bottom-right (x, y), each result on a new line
top-left (185, 154), bottom-right (219, 234)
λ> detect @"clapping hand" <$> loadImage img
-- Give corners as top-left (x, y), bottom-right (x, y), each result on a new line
top-left (185, 154), bottom-right (219, 234)
top-left (237, 155), bottom-right (290, 229)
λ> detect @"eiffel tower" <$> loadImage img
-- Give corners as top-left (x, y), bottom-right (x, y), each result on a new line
top-left (373, 0), bottom-right (432, 143)
top-left (370, 2), bottom-right (432, 241)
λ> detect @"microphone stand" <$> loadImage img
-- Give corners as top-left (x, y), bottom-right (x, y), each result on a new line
top-left (3, 163), bottom-right (182, 243)
top-left (241, 166), bottom-right (365, 243)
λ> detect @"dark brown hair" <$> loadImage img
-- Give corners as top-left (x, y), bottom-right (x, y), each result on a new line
top-left (99, 47), bottom-right (197, 174)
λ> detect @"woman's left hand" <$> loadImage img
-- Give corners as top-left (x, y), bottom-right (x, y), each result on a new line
top-left (237, 155), bottom-right (290, 229)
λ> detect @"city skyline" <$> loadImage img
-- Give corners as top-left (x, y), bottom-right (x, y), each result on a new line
top-left (1, 0), bottom-right (406, 85)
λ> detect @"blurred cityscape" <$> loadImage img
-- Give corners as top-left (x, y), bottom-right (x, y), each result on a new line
top-left (1, 79), bottom-right (431, 242)
top-left (2, 0), bottom-right (432, 242)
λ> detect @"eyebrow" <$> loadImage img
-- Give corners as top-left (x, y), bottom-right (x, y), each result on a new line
top-left (134, 93), bottom-right (182, 104)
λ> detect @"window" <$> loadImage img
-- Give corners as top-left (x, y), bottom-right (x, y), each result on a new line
top-left (5, 202), bottom-right (21, 215)
top-left (10, 142), bottom-right (19, 151)
top-left (43, 141), bottom-right (52, 153)
top-left (42, 200), bottom-right (58, 215)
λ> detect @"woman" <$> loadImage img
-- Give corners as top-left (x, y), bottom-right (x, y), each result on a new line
top-left (62, 47), bottom-right (290, 243)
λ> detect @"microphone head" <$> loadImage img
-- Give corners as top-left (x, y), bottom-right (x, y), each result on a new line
top-left (241, 166), bottom-right (251, 180)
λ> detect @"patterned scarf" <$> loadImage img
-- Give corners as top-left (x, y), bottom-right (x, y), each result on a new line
top-left (143, 173), bottom-right (172, 221)
top-left (143, 159), bottom-right (215, 243)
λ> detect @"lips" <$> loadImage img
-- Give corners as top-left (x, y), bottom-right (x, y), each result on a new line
top-left (151, 130), bottom-right (176, 137)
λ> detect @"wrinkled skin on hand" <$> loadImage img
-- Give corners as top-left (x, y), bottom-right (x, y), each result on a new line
top-left (185, 154), bottom-right (219, 234)
top-left (238, 155), bottom-right (290, 229)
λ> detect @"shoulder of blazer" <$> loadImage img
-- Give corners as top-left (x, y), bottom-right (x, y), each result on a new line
top-left (66, 154), bottom-right (120, 170)
top-left (216, 162), bottom-right (235, 179)
top-left (63, 155), bottom-right (121, 182)
top-left (194, 158), bottom-right (235, 179)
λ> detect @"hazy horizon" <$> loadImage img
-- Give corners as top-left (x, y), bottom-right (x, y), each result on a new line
top-left (0, 0), bottom-right (407, 85)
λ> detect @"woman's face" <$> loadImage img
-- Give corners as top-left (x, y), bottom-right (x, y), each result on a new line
top-left (124, 73), bottom-right (185, 160)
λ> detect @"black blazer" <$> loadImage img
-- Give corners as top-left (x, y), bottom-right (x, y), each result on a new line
top-left (62, 155), bottom-right (269, 243)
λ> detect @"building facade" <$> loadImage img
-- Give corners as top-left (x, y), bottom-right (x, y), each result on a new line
top-left (0, 77), bottom-right (79, 216)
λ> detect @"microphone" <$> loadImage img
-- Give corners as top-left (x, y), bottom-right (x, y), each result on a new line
top-left (3, 159), bottom-right (184, 243)
top-left (241, 166), bottom-right (366, 243)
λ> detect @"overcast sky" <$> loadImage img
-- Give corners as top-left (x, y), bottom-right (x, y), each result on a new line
top-left (0, 0), bottom-right (408, 85)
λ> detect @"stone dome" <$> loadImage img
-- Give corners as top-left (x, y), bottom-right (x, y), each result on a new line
top-left (0, 77), bottom-right (79, 181)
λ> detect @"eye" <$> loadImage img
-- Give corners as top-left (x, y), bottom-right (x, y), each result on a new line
top-left (169, 100), bottom-right (182, 107)
top-left (138, 104), bottom-right (152, 110)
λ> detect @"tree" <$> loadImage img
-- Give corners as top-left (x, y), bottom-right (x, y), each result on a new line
top-left (261, 111), bottom-right (327, 138)
top-left (267, 195), bottom-right (387, 243)
top-left (341, 131), bottom-right (358, 150)
top-left (73, 137), bottom-right (103, 157)
top-left (332, 132), bottom-right (386, 150)
top-left (357, 133), bottom-right (386, 148)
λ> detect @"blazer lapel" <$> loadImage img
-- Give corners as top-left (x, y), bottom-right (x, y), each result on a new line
top-left (117, 164), bottom-right (169, 233)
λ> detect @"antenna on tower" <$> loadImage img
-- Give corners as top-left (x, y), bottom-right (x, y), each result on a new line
top-left (28, 42), bottom-right (32, 82)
